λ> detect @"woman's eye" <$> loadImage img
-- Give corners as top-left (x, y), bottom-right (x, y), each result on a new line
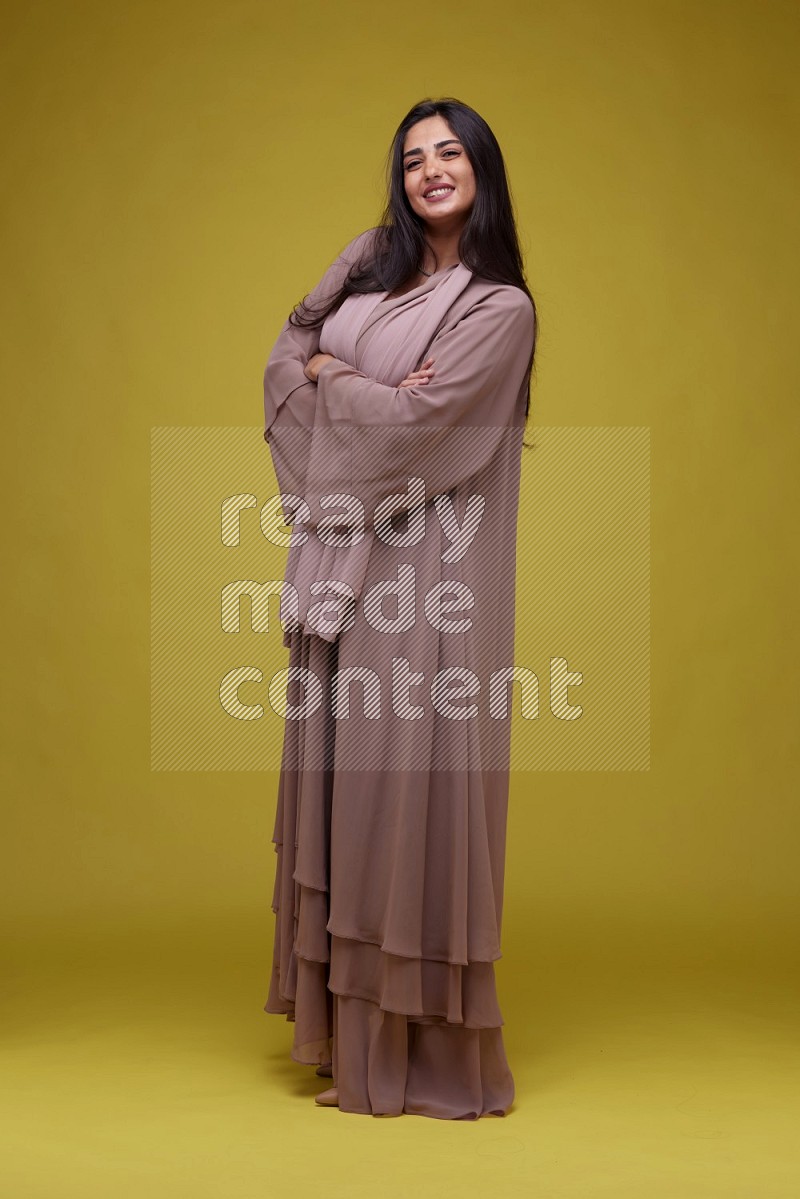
top-left (405, 151), bottom-right (460, 171)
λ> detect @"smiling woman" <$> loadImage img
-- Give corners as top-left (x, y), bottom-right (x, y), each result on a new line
top-left (393, 117), bottom-right (478, 290)
top-left (261, 96), bottom-right (538, 1120)
top-left (404, 134), bottom-right (475, 211)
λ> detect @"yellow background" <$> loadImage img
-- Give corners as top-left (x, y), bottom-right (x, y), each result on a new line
top-left (2, 0), bottom-right (798, 1194)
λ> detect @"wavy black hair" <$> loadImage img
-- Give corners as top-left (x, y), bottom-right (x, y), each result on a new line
top-left (289, 96), bottom-right (539, 438)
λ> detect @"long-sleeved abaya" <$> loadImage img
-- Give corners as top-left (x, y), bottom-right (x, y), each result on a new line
top-left (262, 226), bottom-right (535, 1119)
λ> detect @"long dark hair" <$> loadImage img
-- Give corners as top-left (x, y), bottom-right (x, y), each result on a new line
top-left (289, 97), bottom-right (539, 438)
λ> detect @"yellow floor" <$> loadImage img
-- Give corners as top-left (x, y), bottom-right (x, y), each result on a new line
top-left (3, 918), bottom-right (797, 1198)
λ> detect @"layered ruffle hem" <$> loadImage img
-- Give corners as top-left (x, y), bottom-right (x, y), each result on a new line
top-left (264, 629), bottom-right (515, 1120)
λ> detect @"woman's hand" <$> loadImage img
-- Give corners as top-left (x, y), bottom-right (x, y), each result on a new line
top-left (398, 357), bottom-right (435, 388)
top-left (304, 353), bottom-right (336, 383)
top-left (305, 353), bottom-right (436, 387)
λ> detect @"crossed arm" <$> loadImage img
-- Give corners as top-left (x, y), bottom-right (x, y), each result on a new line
top-left (304, 351), bottom-right (436, 389)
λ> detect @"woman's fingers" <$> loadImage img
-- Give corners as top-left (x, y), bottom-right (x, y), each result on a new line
top-left (398, 373), bottom-right (433, 388)
top-left (398, 359), bottom-right (435, 388)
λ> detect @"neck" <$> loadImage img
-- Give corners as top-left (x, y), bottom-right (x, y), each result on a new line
top-left (421, 227), bottom-right (463, 273)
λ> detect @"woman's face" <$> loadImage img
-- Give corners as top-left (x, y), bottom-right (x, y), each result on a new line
top-left (402, 115), bottom-right (476, 230)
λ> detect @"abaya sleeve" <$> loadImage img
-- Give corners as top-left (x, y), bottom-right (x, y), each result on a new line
top-left (262, 227), bottom-right (379, 509)
top-left (301, 287), bottom-right (535, 528)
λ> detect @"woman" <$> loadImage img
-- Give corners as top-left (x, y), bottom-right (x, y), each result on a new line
top-left (261, 97), bottom-right (538, 1120)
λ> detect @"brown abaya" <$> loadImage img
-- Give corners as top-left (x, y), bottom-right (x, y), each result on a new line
top-left (261, 227), bottom-right (535, 1118)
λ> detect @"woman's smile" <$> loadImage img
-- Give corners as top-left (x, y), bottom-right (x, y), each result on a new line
top-left (423, 185), bottom-right (456, 203)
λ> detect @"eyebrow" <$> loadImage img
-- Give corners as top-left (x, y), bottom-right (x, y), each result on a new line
top-left (403, 138), bottom-right (462, 159)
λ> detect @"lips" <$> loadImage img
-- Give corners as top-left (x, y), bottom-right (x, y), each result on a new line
top-left (423, 184), bottom-right (455, 200)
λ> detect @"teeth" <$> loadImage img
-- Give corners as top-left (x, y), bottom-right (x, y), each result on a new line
top-left (425, 187), bottom-right (453, 198)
